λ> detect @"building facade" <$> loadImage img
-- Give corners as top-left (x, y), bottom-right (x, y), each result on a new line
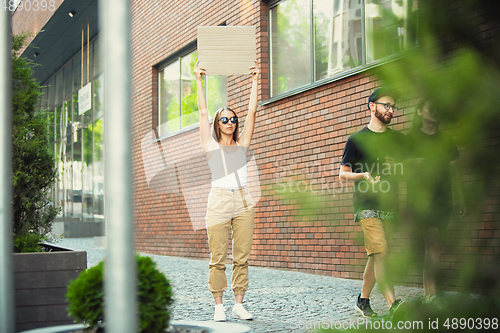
top-left (130, 0), bottom-right (418, 282)
top-left (12, 0), bottom-right (499, 287)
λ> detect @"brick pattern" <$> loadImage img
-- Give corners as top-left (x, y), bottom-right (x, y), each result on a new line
top-left (130, 0), bottom-right (500, 287)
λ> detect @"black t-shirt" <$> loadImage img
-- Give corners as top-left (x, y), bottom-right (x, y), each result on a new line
top-left (341, 127), bottom-right (406, 216)
top-left (405, 129), bottom-right (459, 219)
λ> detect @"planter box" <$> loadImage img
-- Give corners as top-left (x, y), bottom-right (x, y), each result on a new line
top-left (14, 244), bottom-right (87, 332)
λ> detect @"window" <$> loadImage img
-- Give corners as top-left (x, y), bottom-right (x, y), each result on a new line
top-left (269, 0), bottom-right (418, 98)
top-left (158, 49), bottom-right (228, 137)
top-left (42, 37), bottom-right (104, 220)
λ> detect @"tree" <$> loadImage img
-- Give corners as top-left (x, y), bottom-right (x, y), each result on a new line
top-left (373, 0), bottom-right (500, 295)
top-left (11, 33), bottom-right (59, 252)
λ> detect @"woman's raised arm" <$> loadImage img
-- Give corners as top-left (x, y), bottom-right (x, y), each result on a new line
top-left (194, 60), bottom-right (216, 152)
top-left (238, 60), bottom-right (260, 148)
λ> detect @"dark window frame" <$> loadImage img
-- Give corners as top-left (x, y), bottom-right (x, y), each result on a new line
top-left (263, 0), bottom-right (416, 105)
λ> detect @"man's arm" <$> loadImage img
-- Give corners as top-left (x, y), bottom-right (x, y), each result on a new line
top-left (339, 136), bottom-right (380, 183)
top-left (339, 165), bottom-right (380, 183)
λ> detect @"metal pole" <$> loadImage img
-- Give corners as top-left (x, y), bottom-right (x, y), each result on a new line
top-left (99, 0), bottom-right (137, 332)
top-left (0, 7), bottom-right (15, 333)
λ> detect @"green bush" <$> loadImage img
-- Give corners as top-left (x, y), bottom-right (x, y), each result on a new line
top-left (66, 255), bottom-right (173, 332)
top-left (66, 261), bottom-right (104, 328)
top-left (137, 255), bottom-right (174, 332)
top-left (12, 33), bottom-right (59, 253)
top-left (13, 232), bottom-right (48, 253)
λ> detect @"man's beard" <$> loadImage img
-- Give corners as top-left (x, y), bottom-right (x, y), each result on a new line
top-left (375, 108), bottom-right (391, 124)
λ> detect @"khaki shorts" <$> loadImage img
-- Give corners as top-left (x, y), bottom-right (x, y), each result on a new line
top-left (360, 217), bottom-right (388, 256)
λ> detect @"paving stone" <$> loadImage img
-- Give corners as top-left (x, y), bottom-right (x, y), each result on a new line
top-left (56, 238), bottom-right (431, 333)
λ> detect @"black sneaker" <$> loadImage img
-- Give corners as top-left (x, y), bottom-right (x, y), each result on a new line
top-left (389, 299), bottom-right (410, 320)
top-left (355, 294), bottom-right (377, 317)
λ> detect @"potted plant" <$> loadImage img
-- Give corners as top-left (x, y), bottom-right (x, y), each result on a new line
top-left (11, 33), bottom-right (87, 332)
top-left (66, 254), bottom-right (173, 333)
top-left (11, 32), bottom-right (59, 254)
top-left (64, 255), bottom-right (250, 333)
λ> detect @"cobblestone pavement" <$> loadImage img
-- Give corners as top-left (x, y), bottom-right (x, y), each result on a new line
top-left (57, 238), bottom-right (427, 333)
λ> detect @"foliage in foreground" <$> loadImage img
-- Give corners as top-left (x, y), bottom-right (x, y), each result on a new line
top-left (66, 255), bottom-right (174, 333)
top-left (318, 296), bottom-right (500, 333)
top-left (12, 32), bottom-right (59, 252)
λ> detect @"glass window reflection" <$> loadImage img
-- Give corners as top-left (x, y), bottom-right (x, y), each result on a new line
top-left (93, 118), bottom-right (104, 220)
top-left (44, 38), bottom-right (105, 221)
top-left (181, 51), bottom-right (198, 128)
top-left (159, 59), bottom-right (180, 136)
top-left (158, 49), bottom-right (228, 136)
top-left (269, 0), bottom-right (418, 97)
top-left (270, 0), bottom-right (311, 97)
top-left (314, 0), bottom-right (363, 80)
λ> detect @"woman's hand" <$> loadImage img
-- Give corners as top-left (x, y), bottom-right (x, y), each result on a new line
top-left (194, 60), bottom-right (206, 81)
top-left (249, 60), bottom-right (260, 81)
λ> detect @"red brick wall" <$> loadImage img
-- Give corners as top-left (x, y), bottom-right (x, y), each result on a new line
top-left (130, 0), bottom-right (405, 281)
top-left (131, 0), bottom-right (499, 288)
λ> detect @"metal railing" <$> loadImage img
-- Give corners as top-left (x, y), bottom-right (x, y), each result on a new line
top-left (0, 1), bottom-right (138, 331)
top-left (99, 0), bottom-right (138, 332)
top-left (0, 6), bottom-right (15, 333)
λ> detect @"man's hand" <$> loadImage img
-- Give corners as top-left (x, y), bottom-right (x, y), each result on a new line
top-left (364, 172), bottom-right (380, 184)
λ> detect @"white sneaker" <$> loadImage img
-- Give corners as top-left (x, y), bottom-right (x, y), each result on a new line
top-left (214, 304), bottom-right (226, 322)
top-left (232, 303), bottom-right (253, 320)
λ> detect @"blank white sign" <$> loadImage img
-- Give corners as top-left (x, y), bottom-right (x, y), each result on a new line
top-left (78, 82), bottom-right (92, 115)
top-left (197, 26), bottom-right (256, 76)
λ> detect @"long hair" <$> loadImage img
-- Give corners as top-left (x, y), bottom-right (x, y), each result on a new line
top-left (212, 107), bottom-right (239, 142)
top-left (412, 97), bottom-right (439, 133)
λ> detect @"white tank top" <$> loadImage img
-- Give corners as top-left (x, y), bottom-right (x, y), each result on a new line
top-left (208, 142), bottom-right (248, 189)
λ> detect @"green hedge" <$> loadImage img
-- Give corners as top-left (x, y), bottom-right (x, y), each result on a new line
top-left (66, 255), bottom-right (174, 332)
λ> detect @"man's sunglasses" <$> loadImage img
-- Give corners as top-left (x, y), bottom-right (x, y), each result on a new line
top-left (219, 116), bottom-right (238, 124)
top-left (373, 102), bottom-right (398, 112)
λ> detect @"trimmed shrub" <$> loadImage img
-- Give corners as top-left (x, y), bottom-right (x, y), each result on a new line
top-left (66, 261), bottom-right (104, 328)
top-left (66, 255), bottom-right (173, 332)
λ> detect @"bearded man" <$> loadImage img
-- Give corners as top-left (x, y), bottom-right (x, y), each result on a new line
top-left (339, 87), bottom-right (409, 319)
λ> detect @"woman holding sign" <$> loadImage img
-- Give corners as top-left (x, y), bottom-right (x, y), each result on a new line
top-left (194, 60), bottom-right (259, 322)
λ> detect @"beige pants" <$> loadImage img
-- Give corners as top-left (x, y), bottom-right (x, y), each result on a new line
top-left (206, 186), bottom-right (255, 297)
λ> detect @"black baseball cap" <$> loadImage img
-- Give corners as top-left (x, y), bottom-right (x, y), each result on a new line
top-left (368, 87), bottom-right (401, 109)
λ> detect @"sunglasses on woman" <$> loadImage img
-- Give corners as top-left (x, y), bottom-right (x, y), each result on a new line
top-left (219, 116), bottom-right (238, 124)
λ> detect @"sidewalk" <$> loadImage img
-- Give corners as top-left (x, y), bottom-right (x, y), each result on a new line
top-left (57, 238), bottom-right (425, 333)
